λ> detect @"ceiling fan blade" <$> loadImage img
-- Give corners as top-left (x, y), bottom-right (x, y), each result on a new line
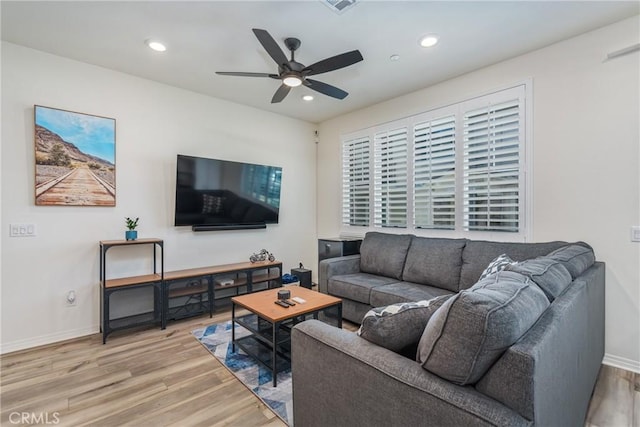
top-left (271, 84), bottom-right (291, 103)
top-left (303, 50), bottom-right (363, 76)
top-left (252, 28), bottom-right (288, 66)
top-left (304, 79), bottom-right (349, 99)
top-left (216, 72), bottom-right (279, 78)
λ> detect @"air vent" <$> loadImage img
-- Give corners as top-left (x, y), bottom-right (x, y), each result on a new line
top-left (322, 0), bottom-right (358, 14)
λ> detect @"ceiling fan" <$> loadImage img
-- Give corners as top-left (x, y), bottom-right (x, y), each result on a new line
top-left (216, 29), bottom-right (363, 103)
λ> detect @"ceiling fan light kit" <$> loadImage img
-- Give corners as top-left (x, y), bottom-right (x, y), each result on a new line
top-left (283, 74), bottom-right (303, 87)
top-left (216, 28), bottom-right (363, 103)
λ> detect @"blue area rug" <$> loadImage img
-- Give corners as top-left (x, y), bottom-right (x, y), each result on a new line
top-left (192, 320), bottom-right (293, 425)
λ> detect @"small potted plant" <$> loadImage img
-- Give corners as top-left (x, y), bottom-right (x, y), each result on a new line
top-left (125, 217), bottom-right (139, 241)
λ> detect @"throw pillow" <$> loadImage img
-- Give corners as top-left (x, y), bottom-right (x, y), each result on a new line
top-left (201, 194), bottom-right (224, 215)
top-left (546, 244), bottom-right (595, 279)
top-left (505, 256), bottom-right (572, 302)
top-left (416, 270), bottom-right (549, 385)
top-left (478, 254), bottom-right (516, 280)
top-left (357, 295), bottom-right (451, 353)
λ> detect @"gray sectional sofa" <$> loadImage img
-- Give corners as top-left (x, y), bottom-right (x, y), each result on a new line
top-left (291, 232), bottom-right (605, 427)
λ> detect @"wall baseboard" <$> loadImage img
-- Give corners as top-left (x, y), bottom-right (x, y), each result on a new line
top-left (603, 353), bottom-right (640, 373)
top-left (0, 326), bottom-right (98, 355)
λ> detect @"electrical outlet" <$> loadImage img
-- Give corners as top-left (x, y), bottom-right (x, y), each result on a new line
top-left (631, 226), bottom-right (640, 243)
top-left (9, 223), bottom-right (37, 237)
top-left (66, 290), bottom-right (77, 307)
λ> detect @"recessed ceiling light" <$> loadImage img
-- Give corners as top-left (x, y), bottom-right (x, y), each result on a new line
top-left (390, 54), bottom-right (400, 61)
top-left (302, 95), bottom-right (314, 101)
top-left (146, 39), bottom-right (167, 52)
top-left (419, 35), bottom-right (439, 48)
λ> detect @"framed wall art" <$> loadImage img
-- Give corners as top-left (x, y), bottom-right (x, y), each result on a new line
top-left (34, 105), bottom-right (116, 206)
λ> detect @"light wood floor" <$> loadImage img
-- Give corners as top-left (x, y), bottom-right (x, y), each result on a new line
top-left (1, 307), bottom-right (637, 426)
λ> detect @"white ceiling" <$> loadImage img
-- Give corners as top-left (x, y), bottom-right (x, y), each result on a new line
top-left (2, 1), bottom-right (638, 123)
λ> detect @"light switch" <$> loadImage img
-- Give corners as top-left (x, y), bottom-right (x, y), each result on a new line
top-left (631, 226), bottom-right (640, 242)
top-left (9, 223), bottom-right (37, 237)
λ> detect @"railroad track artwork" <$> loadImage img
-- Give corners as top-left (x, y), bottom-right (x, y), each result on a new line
top-left (34, 105), bottom-right (116, 206)
top-left (36, 167), bottom-right (115, 206)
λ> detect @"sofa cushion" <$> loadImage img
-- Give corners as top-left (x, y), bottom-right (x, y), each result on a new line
top-left (401, 237), bottom-right (467, 292)
top-left (328, 273), bottom-right (399, 305)
top-left (478, 253), bottom-right (516, 281)
top-left (417, 270), bottom-right (549, 385)
top-left (359, 232), bottom-right (413, 280)
top-left (506, 257), bottom-right (572, 302)
top-left (546, 244), bottom-right (595, 279)
top-left (370, 282), bottom-right (453, 307)
top-left (357, 295), bottom-right (452, 353)
top-left (459, 240), bottom-right (568, 290)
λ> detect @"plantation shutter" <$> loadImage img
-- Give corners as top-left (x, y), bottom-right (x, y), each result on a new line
top-left (373, 127), bottom-right (408, 228)
top-left (342, 136), bottom-right (371, 226)
top-left (463, 99), bottom-right (522, 232)
top-left (340, 84), bottom-right (528, 239)
top-left (413, 116), bottom-right (456, 229)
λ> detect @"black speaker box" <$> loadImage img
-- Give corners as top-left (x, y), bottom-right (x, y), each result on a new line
top-left (291, 268), bottom-right (312, 289)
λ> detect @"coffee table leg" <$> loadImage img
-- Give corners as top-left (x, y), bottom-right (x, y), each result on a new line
top-left (272, 321), bottom-right (278, 387)
top-left (231, 302), bottom-right (236, 352)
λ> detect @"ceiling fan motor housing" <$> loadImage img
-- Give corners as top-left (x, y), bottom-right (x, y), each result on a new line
top-left (280, 61), bottom-right (304, 74)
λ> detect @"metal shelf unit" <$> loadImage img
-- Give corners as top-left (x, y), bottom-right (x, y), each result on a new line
top-left (99, 238), bottom-right (282, 341)
top-left (162, 260), bottom-right (283, 327)
top-left (99, 238), bottom-right (164, 344)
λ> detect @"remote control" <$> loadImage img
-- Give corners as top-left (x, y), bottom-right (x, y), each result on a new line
top-left (282, 299), bottom-right (296, 306)
top-left (291, 297), bottom-right (306, 304)
top-left (274, 300), bottom-right (290, 308)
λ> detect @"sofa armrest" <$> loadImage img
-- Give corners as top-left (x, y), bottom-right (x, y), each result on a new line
top-left (476, 262), bottom-right (605, 426)
top-left (318, 255), bottom-right (361, 294)
top-left (292, 320), bottom-right (529, 427)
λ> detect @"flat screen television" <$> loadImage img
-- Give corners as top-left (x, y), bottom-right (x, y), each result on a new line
top-left (174, 154), bottom-right (282, 230)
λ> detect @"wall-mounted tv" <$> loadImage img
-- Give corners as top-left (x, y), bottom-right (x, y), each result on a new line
top-left (174, 154), bottom-right (282, 231)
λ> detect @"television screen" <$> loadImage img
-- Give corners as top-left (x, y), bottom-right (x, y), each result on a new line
top-left (175, 154), bottom-right (282, 229)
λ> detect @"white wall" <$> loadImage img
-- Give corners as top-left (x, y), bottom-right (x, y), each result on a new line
top-left (1, 42), bottom-right (317, 352)
top-left (318, 16), bottom-right (640, 371)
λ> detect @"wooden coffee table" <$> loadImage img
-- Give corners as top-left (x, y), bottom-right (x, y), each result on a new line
top-left (231, 287), bottom-right (342, 386)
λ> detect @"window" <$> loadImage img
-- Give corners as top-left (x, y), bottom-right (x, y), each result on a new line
top-left (463, 99), bottom-right (521, 232)
top-left (374, 127), bottom-right (408, 228)
top-left (413, 116), bottom-right (456, 229)
top-left (342, 135), bottom-right (371, 226)
top-left (341, 84), bottom-right (528, 239)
